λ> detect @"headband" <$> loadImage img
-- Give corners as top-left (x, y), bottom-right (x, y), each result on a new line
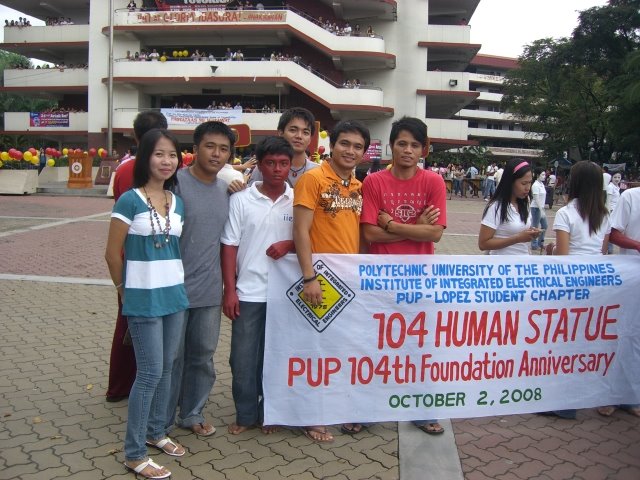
top-left (513, 161), bottom-right (529, 173)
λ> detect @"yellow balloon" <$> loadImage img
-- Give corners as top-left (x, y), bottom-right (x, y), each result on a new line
top-left (47, 158), bottom-right (55, 167)
top-left (0, 151), bottom-right (8, 161)
top-left (31, 157), bottom-right (39, 165)
top-left (23, 151), bottom-right (33, 161)
top-left (172, 50), bottom-right (178, 57)
top-left (63, 148), bottom-right (69, 155)
top-left (320, 130), bottom-right (328, 139)
top-left (182, 50), bottom-right (188, 57)
top-left (0, 160), bottom-right (3, 168)
top-left (160, 56), bottom-right (167, 62)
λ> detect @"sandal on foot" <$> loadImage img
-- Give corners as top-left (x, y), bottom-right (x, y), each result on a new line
top-left (301, 426), bottom-right (334, 443)
top-left (597, 406), bottom-right (616, 417)
top-left (341, 423), bottom-right (366, 435)
top-left (124, 458), bottom-right (171, 479)
top-left (191, 422), bottom-right (216, 436)
top-left (416, 423), bottom-right (445, 435)
top-left (146, 436), bottom-right (185, 457)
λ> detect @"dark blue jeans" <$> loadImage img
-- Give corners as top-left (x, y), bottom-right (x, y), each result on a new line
top-left (229, 301), bottom-right (267, 426)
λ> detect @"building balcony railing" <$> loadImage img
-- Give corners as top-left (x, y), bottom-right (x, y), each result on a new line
top-left (424, 118), bottom-right (469, 141)
top-left (426, 24), bottom-right (471, 45)
top-left (2, 24), bottom-right (89, 44)
top-left (3, 68), bottom-right (88, 89)
top-left (113, 9), bottom-right (387, 55)
top-left (110, 60), bottom-right (386, 110)
top-left (458, 108), bottom-right (514, 122)
top-left (476, 91), bottom-right (503, 102)
top-left (468, 127), bottom-right (544, 141)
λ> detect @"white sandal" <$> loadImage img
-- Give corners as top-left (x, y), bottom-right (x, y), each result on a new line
top-left (123, 458), bottom-right (171, 479)
top-left (145, 436), bottom-right (185, 457)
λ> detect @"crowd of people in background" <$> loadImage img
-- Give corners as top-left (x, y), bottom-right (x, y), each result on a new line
top-left (4, 17), bottom-right (31, 27)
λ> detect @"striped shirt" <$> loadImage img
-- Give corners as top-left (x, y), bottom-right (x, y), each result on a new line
top-left (112, 188), bottom-right (189, 317)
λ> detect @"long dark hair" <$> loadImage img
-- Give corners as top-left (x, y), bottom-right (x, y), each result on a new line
top-left (568, 161), bottom-right (608, 234)
top-left (483, 158), bottom-right (531, 224)
top-left (133, 129), bottom-right (182, 190)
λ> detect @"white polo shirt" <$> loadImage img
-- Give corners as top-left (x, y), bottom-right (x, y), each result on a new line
top-left (553, 199), bottom-right (611, 255)
top-left (610, 188), bottom-right (640, 256)
top-left (221, 182), bottom-right (293, 302)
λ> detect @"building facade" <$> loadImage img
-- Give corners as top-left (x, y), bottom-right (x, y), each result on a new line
top-left (1, 0), bottom-right (483, 157)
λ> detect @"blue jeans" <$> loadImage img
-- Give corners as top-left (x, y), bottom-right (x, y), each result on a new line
top-left (483, 178), bottom-right (495, 199)
top-left (530, 207), bottom-right (548, 249)
top-left (124, 311), bottom-right (186, 461)
top-left (453, 179), bottom-right (462, 195)
top-left (167, 306), bottom-right (222, 430)
top-left (229, 301), bottom-right (266, 426)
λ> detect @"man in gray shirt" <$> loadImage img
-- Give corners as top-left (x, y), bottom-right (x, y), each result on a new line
top-left (167, 121), bottom-right (235, 436)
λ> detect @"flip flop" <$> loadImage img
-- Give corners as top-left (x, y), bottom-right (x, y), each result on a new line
top-left (123, 458), bottom-right (171, 479)
top-left (597, 406), bottom-right (616, 417)
top-left (301, 426), bottom-right (334, 443)
top-left (341, 423), bottom-right (367, 435)
top-left (416, 423), bottom-right (445, 435)
top-left (145, 436), bottom-right (185, 457)
top-left (190, 422), bottom-right (216, 436)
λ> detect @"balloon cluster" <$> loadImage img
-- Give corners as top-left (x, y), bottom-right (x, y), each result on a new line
top-left (172, 50), bottom-right (190, 58)
top-left (0, 145), bottom-right (108, 169)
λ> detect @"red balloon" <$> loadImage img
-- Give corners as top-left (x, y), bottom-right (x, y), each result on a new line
top-left (15, 151), bottom-right (23, 160)
top-left (88, 148), bottom-right (97, 156)
top-left (8, 148), bottom-right (16, 159)
top-left (29, 147), bottom-right (37, 156)
top-left (45, 147), bottom-right (52, 155)
top-left (318, 146), bottom-right (325, 154)
top-left (100, 150), bottom-right (107, 158)
top-left (54, 151), bottom-right (61, 158)
top-left (74, 148), bottom-right (82, 154)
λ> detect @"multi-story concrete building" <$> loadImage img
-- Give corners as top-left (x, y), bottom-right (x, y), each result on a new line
top-left (1, 0), bottom-right (482, 157)
top-left (458, 53), bottom-right (543, 161)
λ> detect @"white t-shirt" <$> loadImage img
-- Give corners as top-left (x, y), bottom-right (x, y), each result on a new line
top-left (216, 163), bottom-right (244, 186)
top-left (531, 180), bottom-right (546, 210)
top-left (553, 199), bottom-right (611, 255)
top-left (606, 182), bottom-right (620, 213)
top-left (547, 173), bottom-right (557, 187)
top-left (481, 201), bottom-right (531, 256)
top-left (610, 188), bottom-right (640, 256)
top-left (494, 168), bottom-right (504, 185)
top-left (603, 172), bottom-right (611, 191)
top-left (221, 182), bottom-right (293, 302)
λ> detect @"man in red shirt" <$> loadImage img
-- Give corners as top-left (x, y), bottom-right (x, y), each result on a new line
top-left (106, 110), bottom-right (168, 402)
top-left (357, 116), bottom-right (446, 435)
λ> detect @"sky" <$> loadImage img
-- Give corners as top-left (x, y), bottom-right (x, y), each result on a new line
top-left (471, 0), bottom-right (609, 58)
top-left (0, 1), bottom-right (610, 58)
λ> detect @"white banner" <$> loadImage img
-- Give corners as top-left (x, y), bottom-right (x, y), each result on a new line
top-left (160, 108), bottom-right (242, 126)
top-left (263, 255), bottom-right (640, 425)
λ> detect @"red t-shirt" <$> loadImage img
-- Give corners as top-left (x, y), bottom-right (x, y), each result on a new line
top-left (113, 158), bottom-right (135, 201)
top-left (361, 168), bottom-right (447, 254)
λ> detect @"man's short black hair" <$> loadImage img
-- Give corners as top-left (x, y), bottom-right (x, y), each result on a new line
top-left (277, 107), bottom-right (316, 135)
top-left (255, 136), bottom-right (294, 162)
top-left (389, 116), bottom-right (428, 147)
top-left (133, 110), bottom-right (168, 143)
top-left (193, 121), bottom-right (236, 158)
top-left (329, 120), bottom-right (371, 152)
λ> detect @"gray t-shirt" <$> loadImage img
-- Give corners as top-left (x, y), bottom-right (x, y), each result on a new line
top-left (248, 158), bottom-right (318, 187)
top-left (174, 168), bottom-right (229, 308)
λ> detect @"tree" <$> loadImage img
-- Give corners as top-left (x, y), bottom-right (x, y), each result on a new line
top-left (501, 1), bottom-right (640, 171)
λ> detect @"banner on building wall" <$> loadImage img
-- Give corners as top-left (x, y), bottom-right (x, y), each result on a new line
top-left (263, 254), bottom-right (640, 425)
top-left (160, 108), bottom-right (242, 126)
top-left (136, 8), bottom-right (286, 24)
top-left (29, 112), bottom-right (70, 128)
top-left (363, 139), bottom-right (382, 163)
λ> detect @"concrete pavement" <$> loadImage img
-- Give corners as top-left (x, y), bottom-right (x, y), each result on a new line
top-left (0, 193), bottom-right (638, 480)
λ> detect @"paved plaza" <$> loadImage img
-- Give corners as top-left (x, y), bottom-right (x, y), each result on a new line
top-left (1, 193), bottom-right (639, 480)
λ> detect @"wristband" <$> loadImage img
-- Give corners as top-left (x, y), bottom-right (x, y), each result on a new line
top-left (384, 219), bottom-right (394, 231)
top-left (303, 274), bottom-right (318, 284)
top-left (115, 283), bottom-right (123, 289)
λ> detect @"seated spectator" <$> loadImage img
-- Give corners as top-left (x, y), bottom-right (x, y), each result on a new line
top-left (127, 1), bottom-right (137, 11)
top-left (367, 25), bottom-right (375, 37)
top-left (148, 49), bottom-right (160, 61)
